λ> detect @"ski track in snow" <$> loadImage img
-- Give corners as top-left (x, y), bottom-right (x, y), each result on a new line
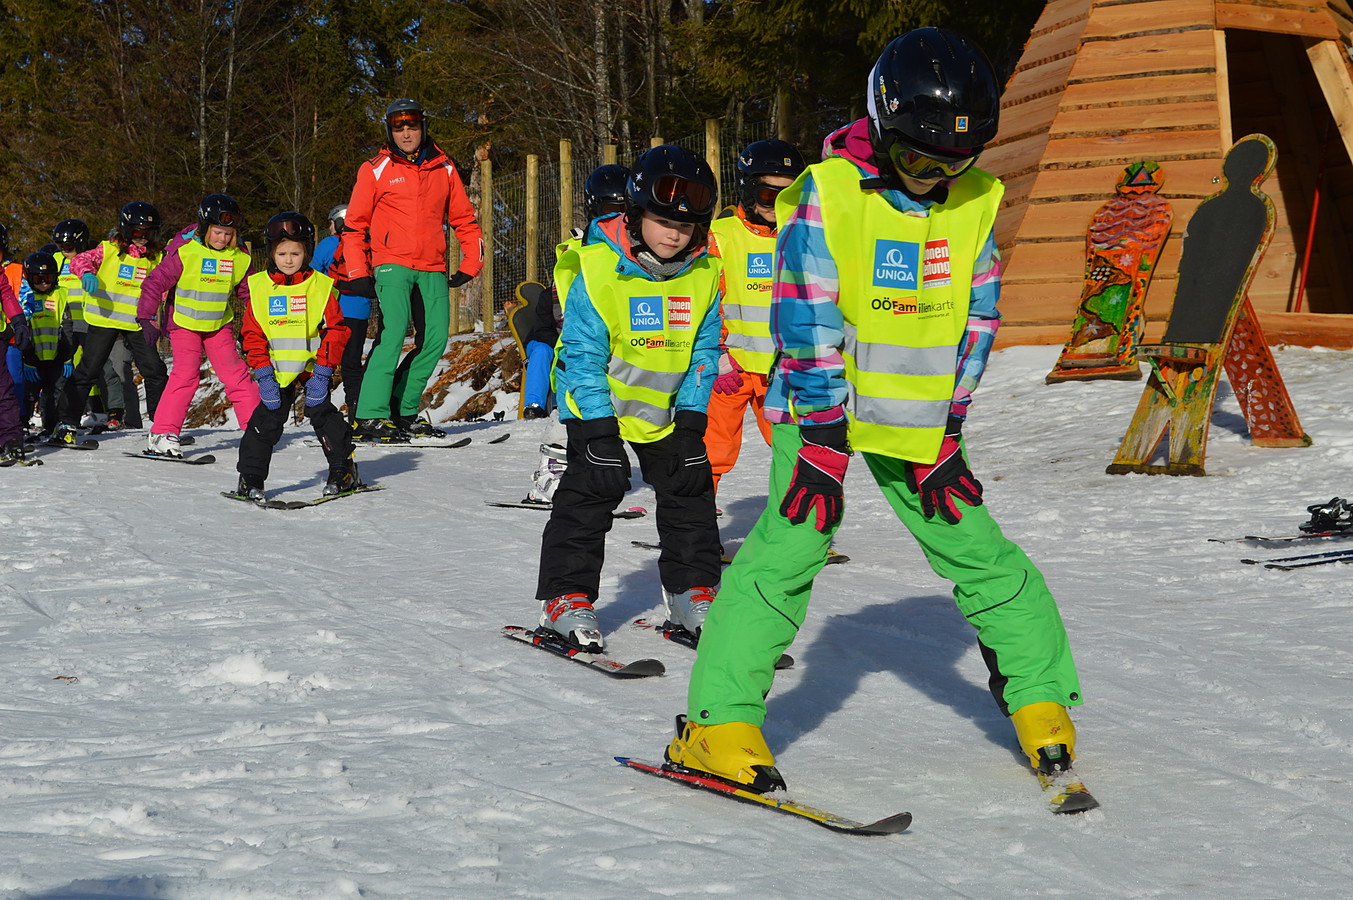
top-left (2, 345), bottom-right (1353, 897)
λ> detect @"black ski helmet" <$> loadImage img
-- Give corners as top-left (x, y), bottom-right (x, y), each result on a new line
top-left (51, 219), bottom-right (92, 253)
top-left (263, 211), bottom-right (316, 270)
top-left (196, 193), bottom-right (244, 240)
top-left (583, 164), bottom-right (629, 221)
top-left (383, 98), bottom-right (427, 148)
top-left (327, 204), bottom-right (349, 233)
top-left (625, 145), bottom-right (718, 226)
top-left (867, 28), bottom-right (1000, 168)
top-left (735, 139), bottom-right (806, 214)
top-left (119, 201), bottom-right (161, 243)
top-left (23, 251), bottom-right (59, 291)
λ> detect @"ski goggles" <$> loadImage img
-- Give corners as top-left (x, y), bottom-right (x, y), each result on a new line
top-left (126, 226), bottom-right (157, 240)
top-left (387, 111), bottom-right (424, 132)
top-left (652, 174), bottom-right (714, 215)
top-left (750, 183), bottom-right (786, 207)
top-left (209, 209), bottom-right (243, 229)
top-left (265, 218), bottom-right (309, 241)
top-left (887, 141), bottom-right (980, 181)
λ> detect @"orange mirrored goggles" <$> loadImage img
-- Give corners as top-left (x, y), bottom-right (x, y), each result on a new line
top-left (387, 111), bottom-right (424, 132)
top-left (653, 174), bottom-right (714, 213)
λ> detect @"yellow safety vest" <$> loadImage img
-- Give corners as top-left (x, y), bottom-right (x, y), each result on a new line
top-left (710, 216), bottom-right (776, 375)
top-left (53, 252), bottom-right (86, 323)
top-left (557, 242), bottom-right (721, 443)
top-left (86, 242), bottom-right (160, 331)
top-left (29, 285), bottom-right (69, 362)
top-left (174, 241), bottom-right (250, 331)
top-left (791, 156), bottom-right (1002, 462)
top-left (246, 270), bottom-right (334, 387)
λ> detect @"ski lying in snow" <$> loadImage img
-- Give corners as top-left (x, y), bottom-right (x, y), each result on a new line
top-left (1209, 531), bottom-right (1353, 544)
top-left (632, 617), bottom-right (793, 669)
top-left (122, 451), bottom-right (216, 465)
top-left (501, 625), bottom-right (664, 677)
top-left (221, 484), bottom-right (385, 510)
top-left (1241, 547), bottom-right (1353, 570)
top-left (488, 500), bottom-right (647, 519)
top-left (631, 540), bottom-right (847, 565)
top-left (486, 433), bottom-right (510, 444)
top-left (44, 438), bottom-right (99, 450)
top-left (1, 453), bottom-right (43, 467)
top-left (1037, 769), bottom-right (1100, 814)
top-left (615, 757), bottom-right (911, 835)
top-left (308, 437), bottom-right (472, 449)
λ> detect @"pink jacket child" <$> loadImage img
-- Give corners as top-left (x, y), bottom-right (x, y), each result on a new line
top-left (132, 195), bottom-right (259, 457)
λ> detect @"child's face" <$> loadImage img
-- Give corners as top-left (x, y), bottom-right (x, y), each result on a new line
top-left (898, 172), bottom-right (944, 196)
top-left (206, 225), bottom-right (236, 251)
top-left (751, 174), bottom-right (794, 225)
top-left (639, 212), bottom-right (695, 260)
top-left (272, 240), bottom-right (306, 275)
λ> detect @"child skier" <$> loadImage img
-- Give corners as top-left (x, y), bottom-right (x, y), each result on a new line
top-left (231, 212), bottom-right (354, 502)
top-left (706, 140), bottom-right (805, 492)
top-left (136, 194), bottom-right (259, 457)
top-left (17, 252), bottom-right (75, 441)
top-left (311, 204), bottom-right (371, 425)
top-left (665, 29), bottom-right (1089, 809)
top-left (534, 145), bottom-right (724, 652)
top-left (0, 259), bottom-right (33, 464)
top-left (57, 202), bottom-right (169, 444)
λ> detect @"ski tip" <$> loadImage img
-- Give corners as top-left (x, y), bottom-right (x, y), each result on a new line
top-left (855, 811), bottom-right (913, 834)
top-left (488, 433), bottom-right (511, 444)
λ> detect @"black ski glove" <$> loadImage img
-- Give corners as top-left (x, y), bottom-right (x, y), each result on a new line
top-left (566, 416), bottom-right (631, 498)
top-left (448, 270), bottom-right (474, 288)
top-left (7, 316), bottom-right (33, 352)
top-left (337, 276), bottom-right (377, 299)
top-left (904, 415), bottom-right (983, 524)
top-left (665, 410), bottom-right (713, 496)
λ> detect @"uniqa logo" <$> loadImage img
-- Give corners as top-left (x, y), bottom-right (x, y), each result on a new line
top-left (630, 296), bottom-right (663, 331)
top-left (871, 240), bottom-right (918, 289)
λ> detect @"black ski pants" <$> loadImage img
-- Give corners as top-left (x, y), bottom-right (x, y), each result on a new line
top-left (63, 325), bottom-right (167, 427)
top-left (237, 381), bottom-right (353, 484)
top-left (340, 316), bottom-right (369, 424)
top-left (22, 336), bottom-right (74, 433)
top-left (537, 429), bottom-right (722, 602)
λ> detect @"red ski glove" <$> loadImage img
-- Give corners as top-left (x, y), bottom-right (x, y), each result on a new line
top-left (713, 351), bottom-right (745, 395)
top-left (905, 416), bottom-right (983, 524)
top-left (779, 422), bottom-right (849, 533)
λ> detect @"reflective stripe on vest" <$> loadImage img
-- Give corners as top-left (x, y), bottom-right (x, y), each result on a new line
top-left (710, 216), bottom-right (777, 375)
top-left (30, 285), bottom-right (69, 361)
top-left (800, 157), bottom-right (1002, 462)
top-left (87, 241), bottom-right (160, 330)
top-left (556, 241), bottom-right (720, 443)
top-left (54, 253), bottom-right (85, 323)
top-left (174, 242), bottom-right (250, 331)
top-left (246, 271), bottom-right (335, 386)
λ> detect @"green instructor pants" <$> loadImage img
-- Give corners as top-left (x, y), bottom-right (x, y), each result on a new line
top-left (356, 264), bottom-right (450, 420)
top-left (687, 423), bottom-right (1082, 727)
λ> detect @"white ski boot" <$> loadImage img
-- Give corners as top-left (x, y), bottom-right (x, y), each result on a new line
top-left (662, 585), bottom-right (717, 637)
top-left (147, 432), bottom-right (183, 457)
top-left (526, 442), bottom-right (568, 504)
top-left (540, 593), bottom-right (604, 652)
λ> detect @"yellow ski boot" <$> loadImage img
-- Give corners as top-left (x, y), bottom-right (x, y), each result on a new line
top-left (665, 716), bottom-right (786, 793)
top-left (1011, 702), bottom-right (1098, 813)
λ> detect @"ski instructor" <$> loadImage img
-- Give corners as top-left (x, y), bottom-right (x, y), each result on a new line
top-left (664, 29), bottom-right (1090, 809)
top-left (338, 99), bottom-right (484, 441)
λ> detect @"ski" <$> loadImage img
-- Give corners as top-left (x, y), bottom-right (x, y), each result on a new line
top-left (487, 433), bottom-right (510, 444)
top-left (122, 451), bottom-right (217, 465)
top-left (501, 625), bottom-right (665, 677)
top-left (615, 757), bottom-right (911, 835)
top-left (1241, 546), bottom-right (1353, 565)
top-left (488, 500), bottom-right (647, 519)
top-left (0, 453), bottom-right (43, 467)
top-left (1038, 769), bottom-right (1100, 814)
top-left (631, 540), bottom-right (846, 565)
top-left (1250, 552), bottom-right (1353, 571)
top-left (1209, 531), bottom-right (1353, 544)
top-left (44, 438), bottom-right (99, 451)
top-left (632, 617), bottom-right (793, 670)
top-left (309, 437), bottom-right (472, 450)
top-left (221, 484), bottom-right (384, 510)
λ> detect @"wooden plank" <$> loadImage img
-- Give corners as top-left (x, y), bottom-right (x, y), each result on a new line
top-left (1067, 30), bottom-right (1218, 83)
top-left (1216, 2), bottom-right (1339, 39)
top-left (1216, 31), bottom-right (1234, 149)
top-left (998, 92), bottom-right (1066, 143)
top-left (982, 132), bottom-right (1054, 179)
top-left (1306, 39), bottom-right (1353, 170)
top-left (1049, 100), bottom-right (1222, 137)
top-left (1081, 0), bottom-right (1214, 39)
top-left (1040, 129), bottom-right (1225, 167)
top-left (1005, 54), bottom-right (1080, 107)
top-left (1060, 72), bottom-right (1217, 107)
top-left (1026, 158), bottom-right (1226, 200)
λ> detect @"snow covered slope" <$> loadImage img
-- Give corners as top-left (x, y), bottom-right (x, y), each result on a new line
top-left (2, 344), bottom-right (1351, 898)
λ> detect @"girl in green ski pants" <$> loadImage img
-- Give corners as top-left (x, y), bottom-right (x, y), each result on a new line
top-left (686, 423), bottom-right (1082, 728)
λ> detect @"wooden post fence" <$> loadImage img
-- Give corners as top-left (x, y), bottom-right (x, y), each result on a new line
top-left (559, 139), bottom-right (573, 242)
top-left (705, 118), bottom-right (721, 206)
top-left (525, 153), bottom-right (539, 285)
top-left (478, 156), bottom-right (494, 331)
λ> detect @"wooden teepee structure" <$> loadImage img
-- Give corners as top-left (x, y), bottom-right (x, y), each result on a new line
top-left (985, 0), bottom-right (1353, 326)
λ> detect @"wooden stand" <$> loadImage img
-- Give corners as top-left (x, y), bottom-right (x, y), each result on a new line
top-left (1107, 135), bottom-right (1310, 476)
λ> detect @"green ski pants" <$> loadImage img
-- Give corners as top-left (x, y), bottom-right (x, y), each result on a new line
top-left (356, 264), bottom-right (450, 420)
top-left (687, 423), bottom-right (1082, 727)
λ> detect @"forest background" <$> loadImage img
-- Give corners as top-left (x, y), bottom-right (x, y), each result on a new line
top-left (0, 0), bottom-right (1041, 301)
